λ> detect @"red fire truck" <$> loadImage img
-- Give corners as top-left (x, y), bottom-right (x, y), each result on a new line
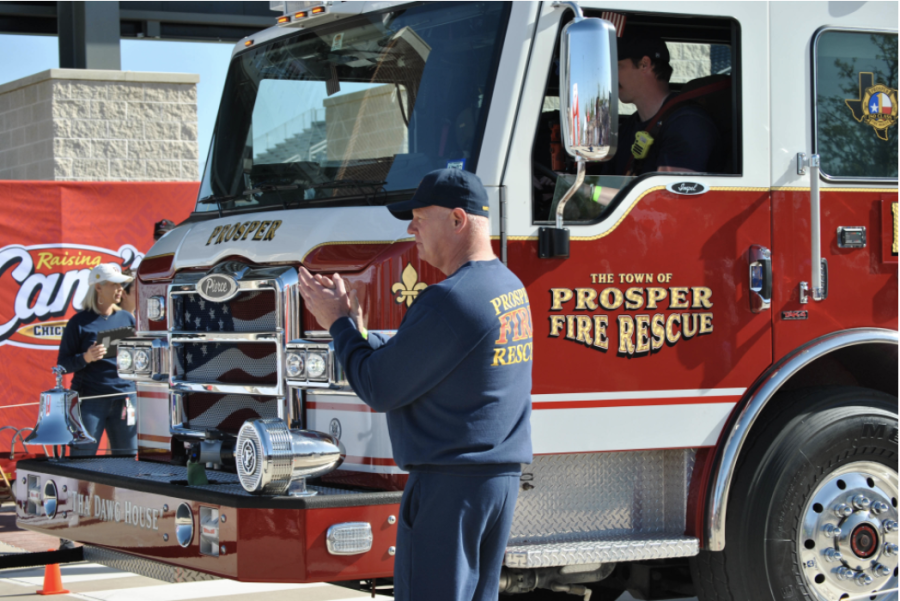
top-left (13, 2), bottom-right (898, 600)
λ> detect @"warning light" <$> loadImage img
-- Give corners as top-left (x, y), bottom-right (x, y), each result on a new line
top-left (244, 39), bottom-right (254, 47)
top-left (277, 16), bottom-right (290, 24)
top-left (294, 11), bottom-right (308, 18)
top-left (311, 6), bottom-right (326, 14)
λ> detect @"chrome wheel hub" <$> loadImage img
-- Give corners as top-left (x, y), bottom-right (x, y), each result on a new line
top-left (798, 461), bottom-right (898, 600)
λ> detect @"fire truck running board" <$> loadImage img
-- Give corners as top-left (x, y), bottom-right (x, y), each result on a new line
top-left (504, 534), bottom-right (699, 569)
top-left (83, 545), bottom-right (220, 584)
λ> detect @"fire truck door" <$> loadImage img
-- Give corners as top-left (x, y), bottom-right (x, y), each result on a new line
top-left (769, 5), bottom-right (899, 362)
top-left (496, 3), bottom-right (773, 454)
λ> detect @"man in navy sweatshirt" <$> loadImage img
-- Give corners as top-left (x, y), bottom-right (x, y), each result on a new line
top-left (298, 169), bottom-right (533, 601)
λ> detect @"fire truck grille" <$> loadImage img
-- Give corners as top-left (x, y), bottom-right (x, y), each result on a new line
top-left (176, 291), bottom-right (277, 333)
top-left (184, 393), bottom-right (280, 434)
top-left (173, 342), bottom-right (278, 385)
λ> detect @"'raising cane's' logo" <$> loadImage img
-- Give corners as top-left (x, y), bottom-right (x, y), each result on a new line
top-left (0, 243), bottom-right (143, 349)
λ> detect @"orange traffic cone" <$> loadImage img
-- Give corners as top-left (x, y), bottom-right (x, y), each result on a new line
top-left (36, 549), bottom-right (70, 595)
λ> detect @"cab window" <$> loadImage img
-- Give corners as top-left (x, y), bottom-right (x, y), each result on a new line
top-left (532, 12), bottom-right (741, 224)
top-left (814, 30), bottom-right (898, 180)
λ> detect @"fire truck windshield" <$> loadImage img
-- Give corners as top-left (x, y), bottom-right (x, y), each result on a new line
top-left (196, 1), bottom-right (510, 214)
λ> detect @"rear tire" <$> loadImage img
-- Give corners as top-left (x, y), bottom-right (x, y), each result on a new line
top-left (690, 386), bottom-right (898, 601)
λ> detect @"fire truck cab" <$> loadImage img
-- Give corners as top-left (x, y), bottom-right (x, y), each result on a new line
top-left (15, 2), bottom-right (898, 600)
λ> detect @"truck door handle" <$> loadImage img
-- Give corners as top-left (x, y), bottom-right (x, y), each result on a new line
top-left (749, 245), bottom-right (772, 313)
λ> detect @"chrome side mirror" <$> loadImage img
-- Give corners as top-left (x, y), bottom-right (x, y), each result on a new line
top-left (559, 15), bottom-right (618, 163)
top-left (541, 7), bottom-right (618, 259)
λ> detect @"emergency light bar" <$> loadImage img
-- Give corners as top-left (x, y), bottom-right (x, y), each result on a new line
top-left (269, 1), bottom-right (370, 28)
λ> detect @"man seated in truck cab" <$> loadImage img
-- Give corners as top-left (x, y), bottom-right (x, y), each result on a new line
top-left (611, 36), bottom-right (722, 175)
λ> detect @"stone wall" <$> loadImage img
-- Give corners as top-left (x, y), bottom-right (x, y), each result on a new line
top-left (0, 69), bottom-right (199, 181)
top-left (323, 84), bottom-right (408, 162)
top-left (669, 42), bottom-right (712, 84)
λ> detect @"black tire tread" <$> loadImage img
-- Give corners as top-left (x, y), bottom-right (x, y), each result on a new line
top-left (690, 386), bottom-right (898, 601)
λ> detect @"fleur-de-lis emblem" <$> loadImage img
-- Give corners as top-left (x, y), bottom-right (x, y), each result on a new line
top-left (391, 263), bottom-right (427, 307)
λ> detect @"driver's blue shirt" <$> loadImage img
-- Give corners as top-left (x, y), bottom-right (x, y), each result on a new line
top-left (614, 102), bottom-right (721, 174)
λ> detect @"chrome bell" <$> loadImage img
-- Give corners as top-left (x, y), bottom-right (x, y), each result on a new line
top-left (24, 366), bottom-right (96, 447)
top-left (236, 418), bottom-right (344, 497)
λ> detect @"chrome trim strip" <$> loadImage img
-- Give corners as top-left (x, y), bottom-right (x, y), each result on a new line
top-left (151, 338), bottom-right (169, 382)
top-left (303, 330), bottom-right (331, 339)
top-left (297, 387), bottom-right (357, 396)
top-left (287, 381), bottom-right (339, 390)
top-left (171, 332), bottom-right (280, 342)
top-left (170, 279), bottom-right (281, 293)
top-left (810, 26), bottom-right (899, 185)
top-left (706, 328), bottom-right (899, 551)
top-left (170, 390), bottom-right (204, 439)
top-left (172, 382), bottom-right (281, 396)
top-left (134, 330), bottom-right (166, 338)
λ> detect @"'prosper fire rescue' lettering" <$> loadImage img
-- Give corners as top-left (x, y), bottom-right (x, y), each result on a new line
top-left (548, 283), bottom-right (714, 355)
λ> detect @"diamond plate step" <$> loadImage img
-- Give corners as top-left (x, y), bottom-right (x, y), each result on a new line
top-left (504, 534), bottom-right (699, 568)
top-left (83, 546), bottom-right (220, 583)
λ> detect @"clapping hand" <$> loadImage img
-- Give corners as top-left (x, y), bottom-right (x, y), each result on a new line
top-left (298, 267), bottom-right (364, 331)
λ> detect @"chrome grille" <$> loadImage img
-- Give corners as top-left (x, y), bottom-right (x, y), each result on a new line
top-left (167, 263), bottom-right (301, 439)
top-left (184, 393), bottom-right (280, 434)
top-left (173, 342), bottom-right (278, 385)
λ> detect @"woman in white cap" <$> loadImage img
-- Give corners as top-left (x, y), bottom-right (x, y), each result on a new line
top-left (56, 263), bottom-right (137, 457)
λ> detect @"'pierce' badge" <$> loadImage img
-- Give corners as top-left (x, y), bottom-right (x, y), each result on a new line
top-left (197, 274), bottom-right (239, 303)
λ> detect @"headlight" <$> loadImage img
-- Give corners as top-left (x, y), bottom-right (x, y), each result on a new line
top-left (118, 348), bottom-right (133, 371)
top-left (285, 352), bottom-right (305, 378)
top-left (147, 296), bottom-right (166, 321)
top-left (134, 349), bottom-right (150, 372)
top-left (306, 352), bottom-right (327, 380)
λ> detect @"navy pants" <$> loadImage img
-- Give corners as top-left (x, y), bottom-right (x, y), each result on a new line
top-left (69, 394), bottom-right (137, 457)
top-left (393, 467), bottom-right (520, 601)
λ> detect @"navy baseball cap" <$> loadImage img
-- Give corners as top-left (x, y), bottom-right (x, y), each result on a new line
top-left (388, 168), bottom-right (490, 221)
top-left (617, 36), bottom-right (670, 65)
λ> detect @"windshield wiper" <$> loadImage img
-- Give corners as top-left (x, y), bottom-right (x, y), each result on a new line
top-left (198, 184), bottom-right (299, 208)
top-left (198, 193), bottom-right (243, 205)
top-left (247, 184), bottom-right (299, 195)
top-left (247, 183), bottom-right (301, 210)
top-left (310, 179), bottom-right (387, 192)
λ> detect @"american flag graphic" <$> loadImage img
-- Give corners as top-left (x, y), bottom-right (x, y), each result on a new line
top-left (184, 393), bottom-right (280, 433)
top-left (175, 342), bottom-right (278, 385)
top-left (601, 12), bottom-right (627, 38)
top-left (173, 290), bottom-right (280, 433)
top-left (178, 291), bottom-right (277, 333)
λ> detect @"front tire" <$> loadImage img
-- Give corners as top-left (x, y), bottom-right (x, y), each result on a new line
top-left (691, 387), bottom-right (898, 601)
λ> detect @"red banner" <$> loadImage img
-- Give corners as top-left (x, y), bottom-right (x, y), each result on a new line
top-left (0, 181), bottom-right (197, 475)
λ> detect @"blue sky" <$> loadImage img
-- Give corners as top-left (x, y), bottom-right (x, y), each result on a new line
top-left (0, 33), bottom-right (235, 176)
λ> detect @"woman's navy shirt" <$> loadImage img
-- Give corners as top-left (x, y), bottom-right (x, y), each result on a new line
top-left (57, 310), bottom-right (136, 398)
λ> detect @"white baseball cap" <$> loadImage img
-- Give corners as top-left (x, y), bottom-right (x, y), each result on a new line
top-left (89, 263), bottom-right (134, 285)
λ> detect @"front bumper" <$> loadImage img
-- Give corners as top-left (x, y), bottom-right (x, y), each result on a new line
top-left (15, 458), bottom-right (401, 582)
